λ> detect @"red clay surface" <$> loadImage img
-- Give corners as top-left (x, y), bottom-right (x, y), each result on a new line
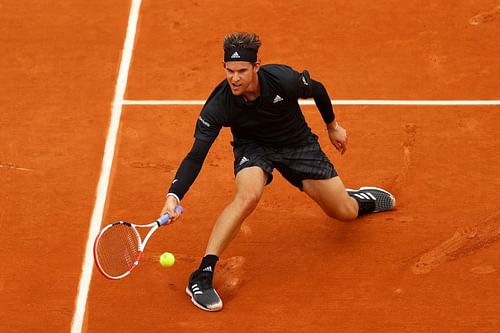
top-left (1, 0), bottom-right (500, 332)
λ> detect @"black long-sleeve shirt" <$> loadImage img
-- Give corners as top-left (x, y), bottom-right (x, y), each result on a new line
top-left (168, 64), bottom-right (335, 200)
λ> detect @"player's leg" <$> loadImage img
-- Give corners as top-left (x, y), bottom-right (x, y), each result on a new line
top-left (302, 176), bottom-right (359, 221)
top-left (278, 134), bottom-right (395, 220)
top-left (186, 166), bottom-right (267, 312)
top-left (303, 178), bottom-right (397, 220)
top-left (205, 166), bottom-right (267, 255)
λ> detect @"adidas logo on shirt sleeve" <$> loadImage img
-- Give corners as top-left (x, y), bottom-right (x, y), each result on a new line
top-left (301, 75), bottom-right (309, 86)
top-left (198, 116), bottom-right (211, 127)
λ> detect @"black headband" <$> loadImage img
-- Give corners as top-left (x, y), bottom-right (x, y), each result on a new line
top-left (224, 48), bottom-right (258, 62)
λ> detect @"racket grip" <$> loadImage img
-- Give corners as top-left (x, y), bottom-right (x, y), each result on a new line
top-left (158, 205), bottom-right (184, 226)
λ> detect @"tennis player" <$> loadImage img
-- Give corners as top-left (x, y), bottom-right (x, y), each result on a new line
top-left (161, 32), bottom-right (395, 312)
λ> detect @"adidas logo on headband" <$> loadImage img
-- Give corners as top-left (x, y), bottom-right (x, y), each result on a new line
top-left (224, 48), bottom-right (257, 62)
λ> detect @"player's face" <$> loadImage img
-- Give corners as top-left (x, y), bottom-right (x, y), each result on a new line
top-left (223, 61), bottom-right (260, 96)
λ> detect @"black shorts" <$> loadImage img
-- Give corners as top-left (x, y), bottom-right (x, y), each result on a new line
top-left (232, 134), bottom-right (337, 190)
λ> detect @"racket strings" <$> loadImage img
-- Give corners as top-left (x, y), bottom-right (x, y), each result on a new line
top-left (95, 223), bottom-right (140, 277)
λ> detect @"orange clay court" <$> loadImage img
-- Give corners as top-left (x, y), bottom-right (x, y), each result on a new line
top-left (1, 1), bottom-right (500, 332)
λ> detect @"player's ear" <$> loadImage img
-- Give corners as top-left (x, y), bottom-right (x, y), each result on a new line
top-left (222, 61), bottom-right (226, 68)
top-left (253, 60), bottom-right (261, 72)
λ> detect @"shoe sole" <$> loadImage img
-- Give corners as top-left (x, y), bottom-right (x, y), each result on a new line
top-left (347, 186), bottom-right (396, 211)
top-left (185, 287), bottom-right (223, 312)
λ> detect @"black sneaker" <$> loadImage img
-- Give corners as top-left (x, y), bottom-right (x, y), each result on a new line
top-left (185, 268), bottom-right (223, 312)
top-left (347, 186), bottom-right (396, 215)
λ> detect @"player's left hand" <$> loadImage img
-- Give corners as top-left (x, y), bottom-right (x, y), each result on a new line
top-left (327, 122), bottom-right (348, 154)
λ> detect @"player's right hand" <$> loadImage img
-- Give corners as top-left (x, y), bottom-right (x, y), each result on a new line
top-left (160, 195), bottom-right (182, 223)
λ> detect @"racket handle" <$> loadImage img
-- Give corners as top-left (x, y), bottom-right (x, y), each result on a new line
top-left (157, 205), bottom-right (184, 226)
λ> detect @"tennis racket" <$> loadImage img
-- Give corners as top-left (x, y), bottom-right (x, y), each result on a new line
top-left (93, 206), bottom-right (183, 280)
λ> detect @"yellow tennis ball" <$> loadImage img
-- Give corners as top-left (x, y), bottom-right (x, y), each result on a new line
top-left (159, 252), bottom-right (175, 267)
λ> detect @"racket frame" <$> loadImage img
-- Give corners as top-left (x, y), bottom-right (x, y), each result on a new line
top-left (93, 207), bottom-right (182, 280)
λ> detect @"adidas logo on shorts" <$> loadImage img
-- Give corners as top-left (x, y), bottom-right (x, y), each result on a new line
top-left (239, 156), bottom-right (249, 165)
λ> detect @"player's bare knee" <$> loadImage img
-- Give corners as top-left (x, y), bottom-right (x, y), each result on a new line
top-left (234, 192), bottom-right (261, 214)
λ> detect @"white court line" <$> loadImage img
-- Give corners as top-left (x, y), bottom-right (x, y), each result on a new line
top-left (70, 1), bottom-right (142, 332)
top-left (123, 99), bottom-right (500, 106)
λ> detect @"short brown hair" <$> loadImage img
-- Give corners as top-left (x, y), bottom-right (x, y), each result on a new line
top-left (223, 32), bottom-right (262, 52)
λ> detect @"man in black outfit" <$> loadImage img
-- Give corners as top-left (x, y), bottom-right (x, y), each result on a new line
top-left (161, 32), bottom-right (395, 312)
